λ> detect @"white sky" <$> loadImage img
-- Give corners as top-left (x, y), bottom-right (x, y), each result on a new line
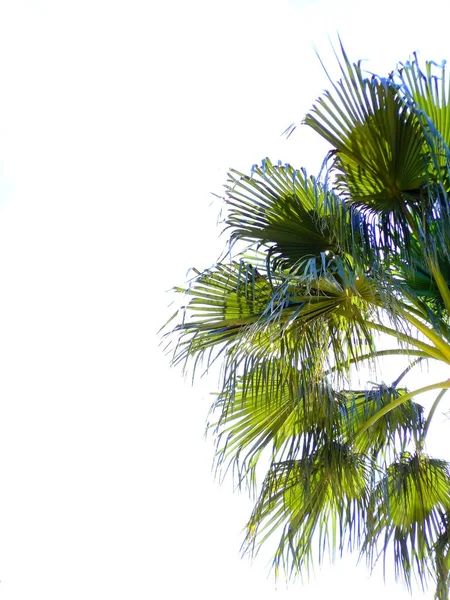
top-left (0, 0), bottom-right (448, 598)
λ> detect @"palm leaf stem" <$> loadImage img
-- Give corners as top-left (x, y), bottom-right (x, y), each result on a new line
top-left (401, 208), bottom-right (450, 318)
top-left (401, 303), bottom-right (429, 321)
top-left (324, 349), bottom-right (433, 378)
top-left (423, 388), bottom-right (448, 440)
top-left (430, 261), bottom-right (450, 316)
top-left (355, 379), bottom-right (450, 440)
top-left (391, 356), bottom-right (424, 387)
top-left (399, 296), bottom-right (434, 321)
top-left (400, 310), bottom-right (450, 362)
top-left (365, 321), bottom-right (448, 362)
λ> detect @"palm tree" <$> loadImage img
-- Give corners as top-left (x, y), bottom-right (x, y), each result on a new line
top-left (164, 45), bottom-right (450, 599)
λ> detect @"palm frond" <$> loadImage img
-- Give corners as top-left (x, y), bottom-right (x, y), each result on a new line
top-left (305, 45), bottom-right (426, 216)
top-left (339, 385), bottom-right (425, 456)
top-left (243, 442), bottom-right (370, 577)
top-left (363, 453), bottom-right (450, 594)
top-left (209, 358), bottom-right (343, 487)
top-left (168, 261), bottom-right (273, 370)
top-left (224, 158), bottom-right (360, 271)
top-left (398, 55), bottom-right (450, 176)
top-left (396, 56), bottom-right (450, 274)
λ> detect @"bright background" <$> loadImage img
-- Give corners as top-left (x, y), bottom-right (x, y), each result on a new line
top-left (0, 0), bottom-right (448, 598)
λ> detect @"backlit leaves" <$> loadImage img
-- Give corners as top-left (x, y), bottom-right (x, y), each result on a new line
top-left (365, 453), bottom-right (450, 596)
top-left (164, 44), bottom-right (450, 599)
top-left (244, 443), bottom-right (369, 576)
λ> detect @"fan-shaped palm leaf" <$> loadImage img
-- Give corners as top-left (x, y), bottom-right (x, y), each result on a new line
top-left (363, 453), bottom-right (450, 596)
top-left (305, 45), bottom-right (426, 216)
top-left (399, 55), bottom-right (450, 176)
top-left (224, 159), bottom-right (360, 270)
top-left (209, 359), bottom-right (344, 486)
top-left (244, 443), bottom-right (370, 576)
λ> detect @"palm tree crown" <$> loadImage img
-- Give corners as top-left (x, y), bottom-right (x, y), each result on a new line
top-left (164, 45), bottom-right (450, 599)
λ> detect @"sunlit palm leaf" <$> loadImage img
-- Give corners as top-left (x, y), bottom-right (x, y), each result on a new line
top-left (399, 56), bottom-right (450, 174)
top-left (224, 159), bottom-right (356, 270)
top-left (209, 359), bottom-right (343, 485)
top-left (364, 453), bottom-right (450, 594)
top-left (339, 385), bottom-right (424, 455)
top-left (396, 58), bottom-right (450, 279)
top-left (305, 46), bottom-right (426, 215)
top-left (170, 261), bottom-right (272, 367)
top-left (171, 253), bottom-right (388, 393)
top-left (244, 443), bottom-right (370, 576)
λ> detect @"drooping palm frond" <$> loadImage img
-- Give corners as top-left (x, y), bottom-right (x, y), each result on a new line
top-left (169, 261), bottom-right (273, 370)
top-left (169, 257), bottom-right (380, 435)
top-left (243, 442), bottom-right (370, 577)
top-left (339, 385), bottom-right (425, 456)
top-left (434, 511), bottom-right (450, 600)
top-left (170, 241), bottom-right (446, 378)
top-left (209, 364), bottom-right (425, 493)
top-left (363, 453), bottom-right (450, 597)
top-left (209, 358), bottom-right (343, 487)
top-left (170, 244), bottom-right (413, 398)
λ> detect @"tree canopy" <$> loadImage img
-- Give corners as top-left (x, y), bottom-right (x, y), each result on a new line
top-left (163, 45), bottom-right (450, 599)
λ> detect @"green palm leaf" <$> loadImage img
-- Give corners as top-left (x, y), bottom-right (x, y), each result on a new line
top-left (170, 251), bottom-right (394, 401)
top-left (339, 385), bottom-right (424, 455)
top-left (364, 453), bottom-right (450, 595)
top-left (305, 45), bottom-right (426, 214)
top-left (169, 261), bottom-right (272, 368)
top-left (224, 159), bottom-right (355, 270)
top-left (209, 359), bottom-right (343, 486)
top-left (244, 443), bottom-right (370, 576)
top-left (399, 55), bottom-right (450, 174)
